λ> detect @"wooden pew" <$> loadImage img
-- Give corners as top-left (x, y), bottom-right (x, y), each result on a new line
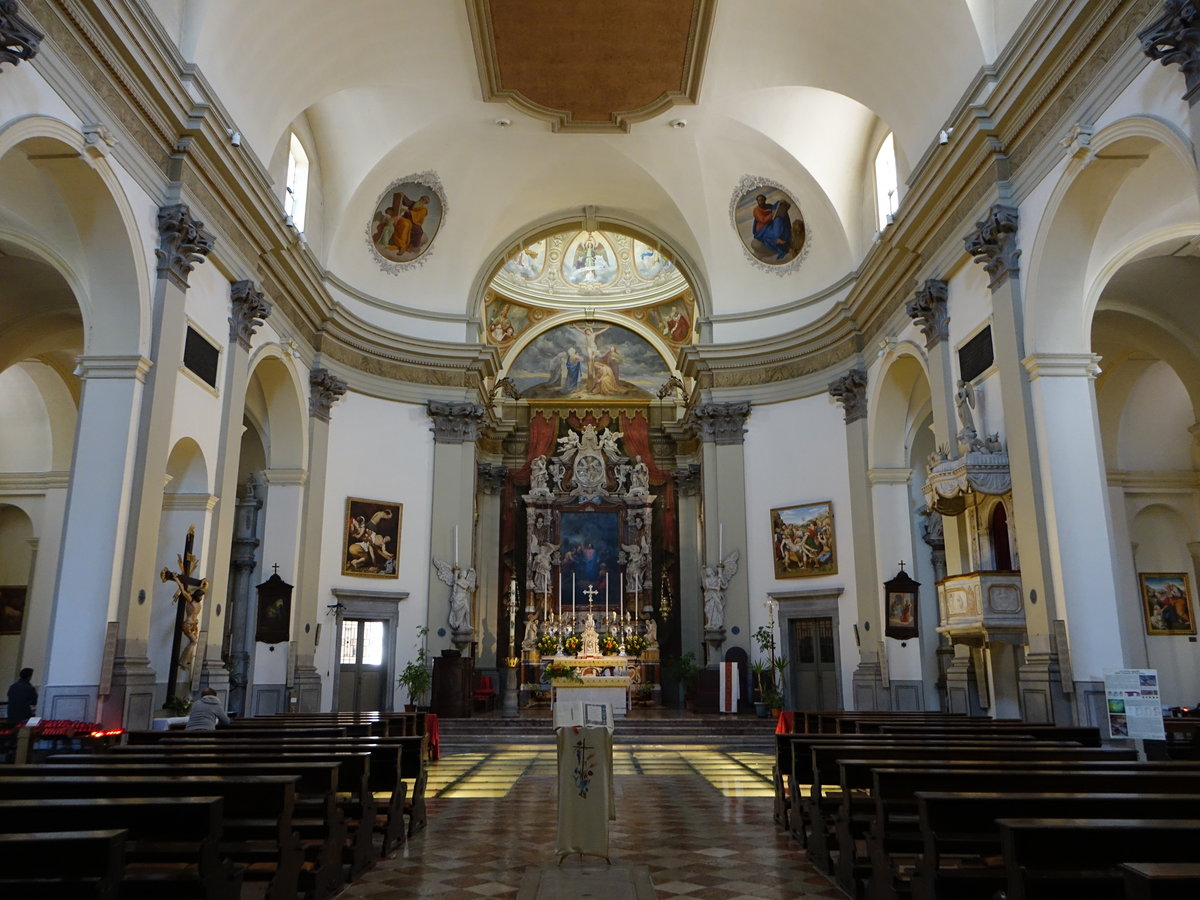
top-left (22, 761), bottom-right (347, 899)
top-left (126, 726), bottom-right (348, 744)
top-left (862, 766), bottom-right (1200, 900)
top-left (911, 792), bottom-right (1200, 900)
top-left (0, 796), bottom-right (239, 900)
top-left (154, 734), bottom-right (429, 839)
top-left (0, 775), bottom-right (302, 900)
top-left (998, 817), bottom-right (1200, 900)
top-left (1121, 862), bottom-right (1200, 899)
top-left (48, 754), bottom-right (373, 883)
top-left (0, 829), bottom-right (127, 900)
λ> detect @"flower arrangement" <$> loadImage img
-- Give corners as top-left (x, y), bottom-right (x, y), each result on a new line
top-left (536, 633), bottom-right (559, 655)
top-left (563, 634), bottom-right (582, 655)
top-left (599, 634), bottom-right (620, 655)
top-left (625, 634), bottom-right (647, 655)
top-left (544, 661), bottom-right (582, 682)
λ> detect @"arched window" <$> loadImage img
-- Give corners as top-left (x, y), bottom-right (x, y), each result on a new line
top-left (874, 132), bottom-right (898, 231)
top-left (284, 133), bottom-right (309, 233)
top-left (989, 502), bottom-right (1012, 571)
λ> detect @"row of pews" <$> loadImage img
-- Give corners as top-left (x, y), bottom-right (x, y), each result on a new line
top-left (773, 711), bottom-right (1200, 900)
top-left (0, 711), bottom-right (431, 899)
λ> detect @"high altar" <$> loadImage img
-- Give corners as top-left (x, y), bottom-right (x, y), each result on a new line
top-left (517, 422), bottom-right (662, 708)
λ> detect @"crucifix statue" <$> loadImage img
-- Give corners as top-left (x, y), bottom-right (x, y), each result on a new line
top-left (160, 525), bottom-right (209, 701)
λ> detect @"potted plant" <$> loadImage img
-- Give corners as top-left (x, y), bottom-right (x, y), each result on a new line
top-left (769, 656), bottom-right (789, 717)
top-left (666, 651), bottom-right (701, 709)
top-left (751, 660), bottom-right (772, 718)
top-left (398, 625), bottom-right (431, 711)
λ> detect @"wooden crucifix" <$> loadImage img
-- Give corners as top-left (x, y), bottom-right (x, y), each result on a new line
top-left (160, 525), bottom-right (209, 701)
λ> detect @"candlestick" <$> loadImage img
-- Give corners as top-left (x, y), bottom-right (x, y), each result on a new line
top-left (558, 569), bottom-right (562, 618)
top-left (454, 525), bottom-right (459, 567)
top-left (605, 578), bottom-right (609, 618)
top-left (718, 522), bottom-right (723, 559)
top-left (572, 573), bottom-right (576, 617)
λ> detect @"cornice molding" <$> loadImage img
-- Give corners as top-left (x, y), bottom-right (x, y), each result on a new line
top-left (0, 470), bottom-right (71, 492)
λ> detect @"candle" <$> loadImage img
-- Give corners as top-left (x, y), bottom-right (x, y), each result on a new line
top-left (718, 522), bottom-right (724, 559)
top-left (454, 525), bottom-right (459, 567)
top-left (605, 578), bottom-right (609, 618)
top-left (620, 572), bottom-right (624, 614)
top-left (572, 573), bottom-right (576, 616)
top-left (558, 570), bottom-right (562, 618)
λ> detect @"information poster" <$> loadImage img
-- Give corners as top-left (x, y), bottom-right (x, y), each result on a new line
top-left (1103, 668), bottom-right (1165, 740)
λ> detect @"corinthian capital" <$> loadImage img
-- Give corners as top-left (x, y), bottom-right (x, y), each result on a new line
top-left (229, 280), bottom-right (272, 349)
top-left (309, 367), bottom-right (348, 422)
top-left (905, 279), bottom-right (949, 348)
top-left (0, 1), bottom-right (42, 70)
top-left (828, 368), bottom-right (868, 424)
top-left (963, 204), bottom-right (1019, 287)
top-left (427, 401), bottom-right (487, 444)
top-left (1140, 0), bottom-right (1200, 103)
top-left (156, 204), bottom-right (214, 289)
top-left (690, 401), bottom-right (751, 445)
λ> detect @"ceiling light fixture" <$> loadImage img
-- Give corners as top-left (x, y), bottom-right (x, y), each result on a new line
top-left (495, 118), bottom-right (512, 127)
top-left (668, 118), bottom-right (687, 129)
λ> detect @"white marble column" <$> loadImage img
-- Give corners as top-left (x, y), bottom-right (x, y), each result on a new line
top-left (964, 203), bottom-right (1071, 724)
top-left (829, 370), bottom-right (889, 709)
top-left (43, 355), bottom-right (150, 724)
top-left (197, 281), bottom-right (273, 703)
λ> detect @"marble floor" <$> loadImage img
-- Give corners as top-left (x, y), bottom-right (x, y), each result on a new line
top-left (341, 742), bottom-right (843, 899)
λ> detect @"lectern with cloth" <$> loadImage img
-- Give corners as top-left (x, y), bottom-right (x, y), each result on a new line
top-left (555, 702), bottom-right (615, 864)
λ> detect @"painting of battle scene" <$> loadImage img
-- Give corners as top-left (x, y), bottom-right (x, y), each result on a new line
top-left (771, 502), bottom-right (836, 578)
top-left (509, 322), bottom-right (670, 400)
top-left (369, 178), bottom-right (444, 265)
top-left (343, 498), bottom-right (403, 578)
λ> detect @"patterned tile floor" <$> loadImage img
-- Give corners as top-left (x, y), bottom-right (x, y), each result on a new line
top-left (341, 743), bottom-right (844, 899)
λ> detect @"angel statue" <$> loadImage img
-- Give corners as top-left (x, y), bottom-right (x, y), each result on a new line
top-left (528, 532), bottom-right (556, 596)
top-left (433, 558), bottom-right (477, 634)
top-left (701, 550), bottom-right (740, 631)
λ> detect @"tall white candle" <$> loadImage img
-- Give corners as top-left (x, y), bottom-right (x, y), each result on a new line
top-left (718, 522), bottom-right (723, 559)
top-left (558, 569), bottom-right (563, 618)
top-left (572, 573), bottom-right (576, 616)
top-left (605, 578), bottom-right (609, 618)
top-left (454, 525), bottom-right (459, 567)
top-left (620, 572), bottom-right (624, 615)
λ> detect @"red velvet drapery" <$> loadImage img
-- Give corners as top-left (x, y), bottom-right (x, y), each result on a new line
top-left (512, 411), bottom-right (560, 482)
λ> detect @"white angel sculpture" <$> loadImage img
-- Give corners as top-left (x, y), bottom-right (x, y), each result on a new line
top-left (701, 550), bottom-right (740, 631)
top-left (528, 532), bottom-right (556, 596)
top-left (433, 558), bottom-right (477, 632)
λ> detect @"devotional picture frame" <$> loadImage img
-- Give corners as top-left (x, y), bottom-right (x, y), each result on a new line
top-left (0, 586), bottom-right (26, 635)
top-left (343, 497), bottom-right (403, 578)
top-left (1138, 572), bottom-right (1196, 635)
top-left (770, 502), bottom-right (837, 579)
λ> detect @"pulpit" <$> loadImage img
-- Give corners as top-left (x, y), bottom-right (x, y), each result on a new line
top-left (555, 703), bottom-right (615, 863)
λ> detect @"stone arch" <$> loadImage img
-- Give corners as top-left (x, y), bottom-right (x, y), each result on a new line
top-left (245, 351), bottom-right (309, 471)
top-left (165, 437), bottom-right (211, 496)
top-left (1024, 115), bottom-right (1200, 356)
top-left (0, 116), bottom-right (150, 359)
top-left (868, 342), bottom-right (932, 470)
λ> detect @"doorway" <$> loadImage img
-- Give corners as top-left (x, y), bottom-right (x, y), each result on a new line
top-left (790, 616), bottom-right (838, 710)
top-left (338, 619), bottom-right (388, 712)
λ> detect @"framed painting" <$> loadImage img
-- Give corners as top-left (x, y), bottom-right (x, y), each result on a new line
top-left (730, 174), bottom-right (809, 273)
top-left (0, 586), bottom-right (26, 634)
top-left (367, 171), bottom-right (446, 271)
top-left (1139, 572), bottom-right (1195, 635)
top-left (770, 502), bottom-right (836, 578)
top-left (343, 498), bottom-right (402, 578)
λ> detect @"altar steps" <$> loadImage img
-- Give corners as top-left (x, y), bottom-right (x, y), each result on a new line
top-left (436, 712), bottom-right (778, 751)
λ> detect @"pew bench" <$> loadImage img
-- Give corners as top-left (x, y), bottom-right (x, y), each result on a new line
top-left (998, 817), bottom-right (1200, 900)
top-left (0, 828), bottom-right (127, 900)
top-left (910, 792), bottom-right (1200, 900)
top-left (1121, 862), bottom-right (1200, 900)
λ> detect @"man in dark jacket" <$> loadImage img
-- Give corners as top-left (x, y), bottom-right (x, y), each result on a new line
top-left (6, 667), bottom-right (37, 724)
top-left (186, 687), bottom-right (230, 731)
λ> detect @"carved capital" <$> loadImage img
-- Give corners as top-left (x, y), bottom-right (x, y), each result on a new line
top-left (690, 401), bottom-right (751, 445)
top-left (427, 401), bottom-right (486, 444)
top-left (1140, 0), bottom-right (1200, 103)
top-left (229, 280), bottom-right (272, 350)
top-left (156, 204), bottom-right (213, 289)
top-left (0, 0), bottom-right (42, 70)
top-left (905, 279), bottom-right (949, 348)
top-left (828, 368), bottom-right (868, 424)
top-left (477, 462), bottom-right (508, 495)
top-left (308, 367), bottom-right (348, 422)
top-left (673, 463), bottom-right (702, 497)
top-left (963, 204), bottom-right (1019, 287)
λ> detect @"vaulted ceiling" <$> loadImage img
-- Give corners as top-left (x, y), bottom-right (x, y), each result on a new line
top-left (145, 0), bottom-right (1035, 321)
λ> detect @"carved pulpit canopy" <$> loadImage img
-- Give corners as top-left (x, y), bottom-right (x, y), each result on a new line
top-left (922, 444), bottom-right (1012, 516)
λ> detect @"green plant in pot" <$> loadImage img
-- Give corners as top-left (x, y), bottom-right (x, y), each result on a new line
top-left (398, 625), bottom-right (431, 710)
top-left (666, 651), bottom-right (701, 709)
top-left (768, 655), bottom-right (789, 715)
top-left (750, 659), bottom-right (772, 717)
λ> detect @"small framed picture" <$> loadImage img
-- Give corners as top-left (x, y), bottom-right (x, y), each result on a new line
top-left (770, 502), bottom-right (836, 578)
top-left (1138, 572), bottom-right (1195, 635)
top-left (343, 498), bottom-right (402, 578)
top-left (0, 586), bottom-right (26, 634)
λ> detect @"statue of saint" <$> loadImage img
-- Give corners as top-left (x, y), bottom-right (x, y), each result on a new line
top-left (580, 612), bottom-right (601, 657)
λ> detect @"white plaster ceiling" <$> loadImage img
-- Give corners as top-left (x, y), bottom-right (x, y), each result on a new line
top-left (147, 0), bottom-right (1028, 319)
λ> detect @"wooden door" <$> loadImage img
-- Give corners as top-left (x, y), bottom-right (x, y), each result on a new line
top-left (790, 616), bottom-right (838, 710)
top-left (337, 619), bottom-right (387, 712)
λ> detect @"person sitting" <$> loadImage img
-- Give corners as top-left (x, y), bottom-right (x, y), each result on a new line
top-left (186, 687), bottom-right (230, 730)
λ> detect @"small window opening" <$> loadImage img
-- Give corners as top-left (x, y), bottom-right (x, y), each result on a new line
top-left (284, 133), bottom-right (309, 233)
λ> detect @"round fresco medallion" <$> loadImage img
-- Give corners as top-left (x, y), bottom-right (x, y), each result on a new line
top-left (730, 176), bottom-right (809, 271)
top-left (368, 172), bottom-right (445, 269)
